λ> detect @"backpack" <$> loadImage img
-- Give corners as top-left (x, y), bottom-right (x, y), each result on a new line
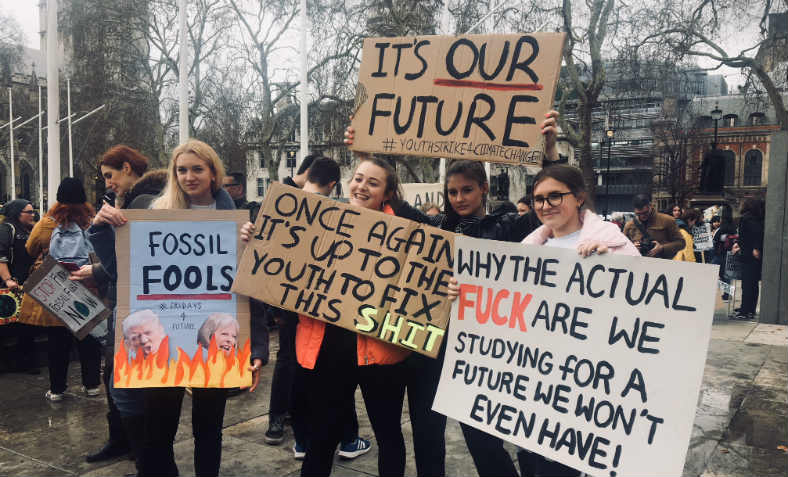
top-left (49, 222), bottom-right (95, 267)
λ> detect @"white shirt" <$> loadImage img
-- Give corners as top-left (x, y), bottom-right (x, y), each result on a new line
top-left (543, 229), bottom-right (581, 249)
top-left (189, 202), bottom-right (216, 210)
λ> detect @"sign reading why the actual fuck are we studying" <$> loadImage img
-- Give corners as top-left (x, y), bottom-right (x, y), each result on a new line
top-left (232, 182), bottom-right (454, 358)
top-left (349, 33), bottom-right (566, 168)
top-left (114, 210), bottom-right (251, 389)
top-left (433, 236), bottom-right (719, 477)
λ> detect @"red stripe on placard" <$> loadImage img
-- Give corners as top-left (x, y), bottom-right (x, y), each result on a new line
top-left (137, 293), bottom-right (233, 300)
top-left (434, 79), bottom-right (544, 91)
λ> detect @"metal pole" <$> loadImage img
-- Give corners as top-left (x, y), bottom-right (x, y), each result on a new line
top-left (178, 0), bottom-right (189, 143)
top-left (8, 88), bottom-right (14, 199)
top-left (605, 138), bottom-right (611, 219)
top-left (38, 85), bottom-right (44, 212)
top-left (46, 0), bottom-right (61, 207)
top-left (713, 118), bottom-right (719, 149)
top-left (299, 0), bottom-right (308, 163)
top-left (67, 77), bottom-right (73, 176)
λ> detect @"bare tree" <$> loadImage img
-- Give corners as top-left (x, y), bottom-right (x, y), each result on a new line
top-left (637, 0), bottom-right (788, 130)
top-left (0, 13), bottom-right (24, 87)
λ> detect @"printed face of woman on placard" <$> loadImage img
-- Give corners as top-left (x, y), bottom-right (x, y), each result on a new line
top-left (176, 152), bottom-right (215, 203)
top-left (349, 161), bottom-right (390, 210)
top-left (532, 177), bottom-right (583, 234)
top-left (446, 173), bottom-right (487, 217)
top-left (214, 323), bottom-right (238, 353)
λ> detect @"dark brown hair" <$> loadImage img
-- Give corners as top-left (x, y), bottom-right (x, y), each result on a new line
top-left (357, 157), bottom-right (403, 206)
top-left (99, 145), bottom-right (150, 177)
top-left (532, 165), bottom-right (587, 209)
top-left (681, 208), bottom-right (701, 224)
top-left (443, 160), bottom-right (488, 224)
top-left (47, 202), bottom-right (95, 229)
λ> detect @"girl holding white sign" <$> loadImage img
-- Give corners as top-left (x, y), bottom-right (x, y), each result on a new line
top-left (448, 164), bottom-right (638, 477)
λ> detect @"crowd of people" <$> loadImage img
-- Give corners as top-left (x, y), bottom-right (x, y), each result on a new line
top-left (0, 109), bottom-right (768, 477)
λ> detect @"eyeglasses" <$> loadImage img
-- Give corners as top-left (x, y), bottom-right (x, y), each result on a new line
top-left (532, 191), bottom-right (574, 208)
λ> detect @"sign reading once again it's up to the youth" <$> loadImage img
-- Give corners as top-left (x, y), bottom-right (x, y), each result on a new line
top-left (433, 237), bottom-right (718, 477)
top-left (349, 33), bottom-right (566, 167)
top-left (233, 182), bottom-right (454, 358)
top-left (114, 210), bottom-right (251, 389)
top-left (25, 255), bottom-right (110, 339)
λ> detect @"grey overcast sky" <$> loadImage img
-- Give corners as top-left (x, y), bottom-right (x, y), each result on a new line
top-left (2, 0), bottom-right (747, 88)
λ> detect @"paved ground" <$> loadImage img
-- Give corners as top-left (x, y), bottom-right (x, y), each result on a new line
top-left (0, 294), bottom-right (785, 477)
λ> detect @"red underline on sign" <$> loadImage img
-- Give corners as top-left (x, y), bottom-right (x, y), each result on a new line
top-left (434, 79), bottom-right (544, 91)
top-left (137, 293), bottom-right (233, 300)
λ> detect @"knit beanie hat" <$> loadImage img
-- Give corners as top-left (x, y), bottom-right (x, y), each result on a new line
top-left (56, 177), bottom-right (87, 204)
top-left (1, 199), bottom-right (31, 222)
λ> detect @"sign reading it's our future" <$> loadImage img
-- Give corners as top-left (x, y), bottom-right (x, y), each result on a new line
top-left (433, 236), bottom-right (718, 477)
top-left (349, 33), bottom-right (565, 167)
top-left (233, 183), bottom-right (454, 358)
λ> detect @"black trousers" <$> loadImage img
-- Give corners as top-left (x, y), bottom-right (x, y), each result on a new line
top-left (270, 314), bottom-right (297, 417)
top-left (300, 325), bottom-right (406, 477)
top-left (101, 346), bottom-right (128, 447)
top-left (403, 342), bottom-right (447, 477)
top-left (740, 258), bottom-right (762, 314)
top-left (461, 424), bottom-right (581, 477)
top-left (139, 387), bottom-right (228, 477)
top-left (46, 327), bottom-right (101, 394)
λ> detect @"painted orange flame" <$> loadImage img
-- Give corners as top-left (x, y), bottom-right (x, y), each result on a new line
top-left (114, 335), bottom-right (251, 388)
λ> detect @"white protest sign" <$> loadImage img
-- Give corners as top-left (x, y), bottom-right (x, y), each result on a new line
top-left (434, 237), bottom-right (718, 477)
top-left (25, 256), bottom-right (110, 339)
top-left (717, 280), bottom-right (735, 295)
top-left (402, 183), bottom-right (444, 209)
top-left (691, 223), bottom-right (713, 251)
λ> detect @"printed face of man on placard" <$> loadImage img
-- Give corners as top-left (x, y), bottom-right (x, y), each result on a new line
top-left (123, 310), bottom-right (167, 358)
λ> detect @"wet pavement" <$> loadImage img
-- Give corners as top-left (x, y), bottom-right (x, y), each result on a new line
top-left (0, 296), bottom-right (786, 477)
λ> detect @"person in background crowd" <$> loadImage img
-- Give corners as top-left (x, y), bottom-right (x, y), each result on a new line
top-left (99, 145), bottom-right (150, 208)
top-left (516, 195), bottom-right (531, 216)
top-left (673, 208), bottom-right (701, 262)
top-left (0, 199), bottom-right (39, 374)
top-left (420, 202), bottom-right (441, 216)
top-left (711, 207), bottom-right (735, 301)
top-left (223, 172), bottom-right (260, 221)
top-left (447, 164), bottom-right (637, 477)
top-left (491, 200), bottom-right (518, 215)
top-left (732, 198), bottom-right (765, 320)
top-left (19, 178), bottom-right (102, 403)
top-left (283, 154), bottom-right (319, 189)
top-left (672, 204), bottom-right (684, 220)
top-left (624, 194), bottom-right (685, 259)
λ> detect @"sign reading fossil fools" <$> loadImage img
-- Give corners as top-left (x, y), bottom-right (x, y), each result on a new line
top-left (114, 210), bottom-right (251, 388)
top-left (233, 183), bottom-right (454, 358)
top-left (349, 33), bottom-right (566, 167)
top-left (434, 236), bottom-right (719, 477)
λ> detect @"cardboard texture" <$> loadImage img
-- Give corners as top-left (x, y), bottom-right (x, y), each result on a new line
top-left (402, 183), bottom-right (444, 209)
top-left (434, 237), bottom-right (719, 477)
top-left (24, 255), bottom-right (110, 339)
top-left (114, 210), bottom-right (251, 388)
top-left (233, 182), bottom-right (454, 358)
top-left (349, 33), bottom-right (566, 167)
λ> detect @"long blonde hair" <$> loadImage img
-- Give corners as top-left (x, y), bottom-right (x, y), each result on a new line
top-left (152, 139), bottom-right (226, 210)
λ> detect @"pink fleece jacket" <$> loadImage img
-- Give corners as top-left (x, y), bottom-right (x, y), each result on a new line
top-left (522, 209), bottom-right (640, 256)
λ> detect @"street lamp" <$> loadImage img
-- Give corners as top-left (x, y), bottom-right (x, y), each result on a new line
top-left (710, 103), bottom-right (722, 149)
top-left (604, 128), bottom-right (614, 219)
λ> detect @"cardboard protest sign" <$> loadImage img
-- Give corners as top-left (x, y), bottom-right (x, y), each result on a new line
top-left (691, 224), bottom-right (713, 251)
top-left (434, 237), bottom-right (718, 477)
top-left (717, 280), bottom-right (735, 296)
top-left (24, 256), bottom-right (110, 339)
top-left (114, 210), bottom-right (251, 388)
top-left (232, 182), bottom-right (454, 358)
top-left (402, 183), bottom-right (444, 209)
top-left (0, 288), bottom-right (22, 325)
top-left (349, 33), bottom-right (565, 168)
top-left (724, 251), bottom-right (741, 280)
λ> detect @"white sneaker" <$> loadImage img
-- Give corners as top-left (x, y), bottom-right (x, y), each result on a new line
top-left (83, 386), bottom-right (101, 397)
top-left (45, 390), bottom-right (64, 401)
